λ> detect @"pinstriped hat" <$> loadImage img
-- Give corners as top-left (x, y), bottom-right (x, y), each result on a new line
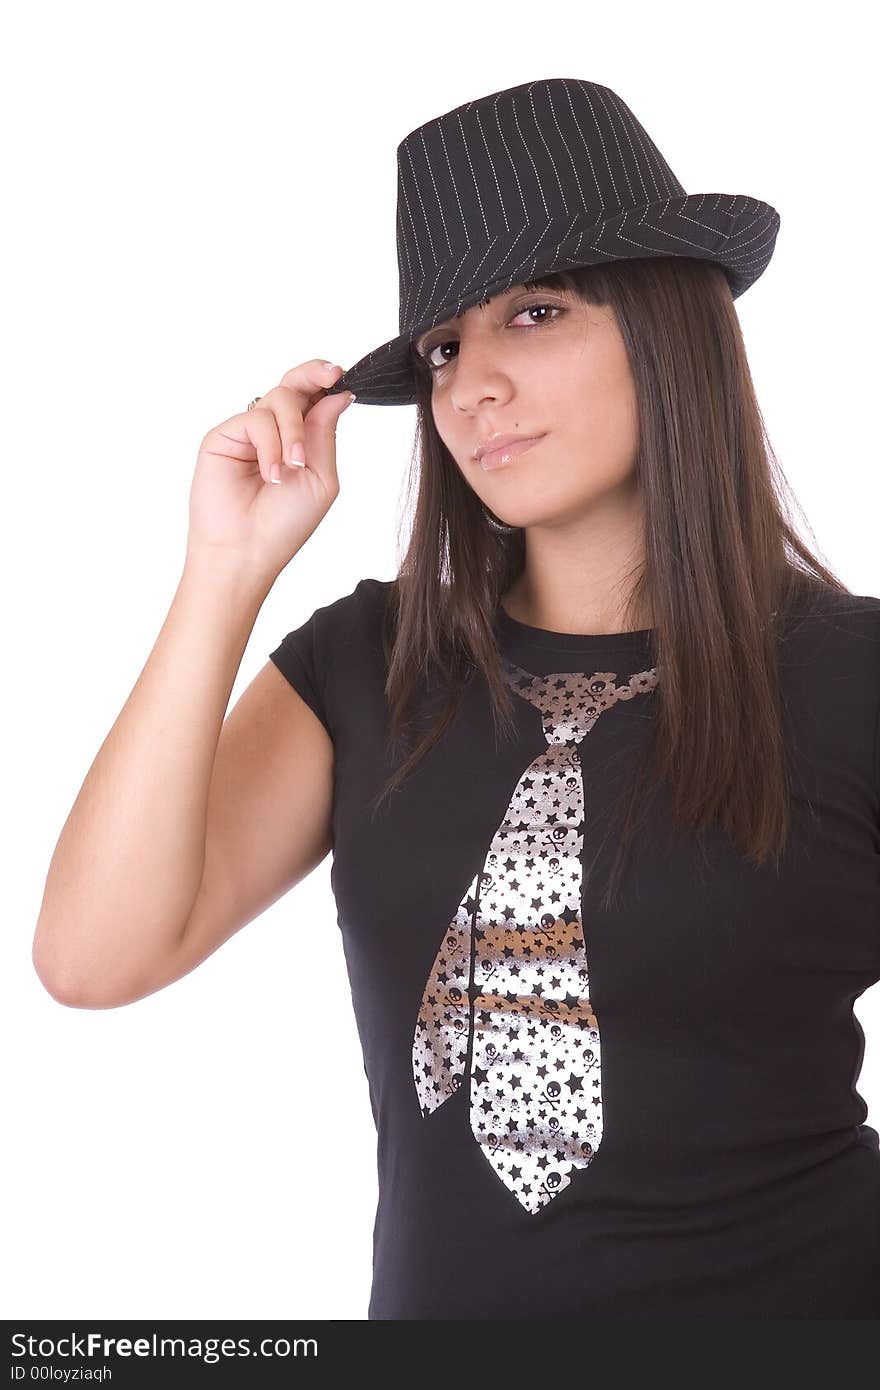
top-left (326, 77), bottom-right (780, 408)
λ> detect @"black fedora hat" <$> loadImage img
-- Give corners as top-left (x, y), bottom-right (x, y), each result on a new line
top-left (324, 76), bottom-right (780, 408)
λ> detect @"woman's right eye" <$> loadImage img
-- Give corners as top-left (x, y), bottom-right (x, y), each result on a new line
top-left (421, 342), bottom-right (451, 371)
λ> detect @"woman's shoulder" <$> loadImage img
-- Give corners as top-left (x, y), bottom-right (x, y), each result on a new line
top-left (302, 575), bottom-right (395, 627)
top-left (783, 581), bottom-right (880, 628)
top-left (778, 581), bottom-right (880, 671)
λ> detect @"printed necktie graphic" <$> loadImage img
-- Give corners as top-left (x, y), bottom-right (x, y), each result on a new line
top-left (412, 656), bottom-right (659, 1214)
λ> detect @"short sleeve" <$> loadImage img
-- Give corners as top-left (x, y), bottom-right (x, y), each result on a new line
top-left (268, 578), bottom-right (388, 741)
top-left (269, 612), bottom-right (332, 736)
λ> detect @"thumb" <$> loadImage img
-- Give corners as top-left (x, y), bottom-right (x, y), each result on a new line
top-left (301, 387), bottom-right (356, 486)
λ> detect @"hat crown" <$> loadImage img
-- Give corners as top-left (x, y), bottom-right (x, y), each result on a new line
top-left (394, 78), bottom-right (687, 333)
top-left (330, 75), bottom-right (779, 404)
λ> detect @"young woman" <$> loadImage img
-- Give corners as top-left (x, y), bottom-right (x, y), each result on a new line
top-left (33, 78), bottom-right (880, 1319)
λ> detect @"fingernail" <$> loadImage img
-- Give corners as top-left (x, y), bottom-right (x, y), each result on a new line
top-left (270, 463), bottom-right (282, 484)
top-left (289, 441), bottom-right (306, 465)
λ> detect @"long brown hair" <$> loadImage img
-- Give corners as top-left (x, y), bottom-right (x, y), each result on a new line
top-left (368, 256), bottom-right (850, 910)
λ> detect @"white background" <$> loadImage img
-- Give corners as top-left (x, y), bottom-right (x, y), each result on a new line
top-left (4, 0), bottom-right (878, 1322)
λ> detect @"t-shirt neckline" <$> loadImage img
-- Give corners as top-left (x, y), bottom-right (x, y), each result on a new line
top-left (494, 601), bottom-right (655, 653)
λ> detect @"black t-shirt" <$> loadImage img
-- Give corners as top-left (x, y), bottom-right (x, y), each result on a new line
top-left (269, 577), bottom-right (880, 1319)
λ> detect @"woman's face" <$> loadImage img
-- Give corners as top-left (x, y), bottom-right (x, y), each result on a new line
top-left (413, 281), bottom-right (641, 529)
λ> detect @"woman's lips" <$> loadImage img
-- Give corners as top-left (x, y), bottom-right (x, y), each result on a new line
top-left (478, 434), bottom-right (545, 470)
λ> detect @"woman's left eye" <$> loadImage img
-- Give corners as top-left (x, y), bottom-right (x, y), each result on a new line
top-left (418, 302), bottom-right (564, 372)
top-left (511, 303), bottom-right (563, 330)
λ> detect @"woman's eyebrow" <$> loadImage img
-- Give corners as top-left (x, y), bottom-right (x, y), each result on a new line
top-left (414, 297), bottom-right (491, 352)
top-left (413, 284), bottom-right (549, 353)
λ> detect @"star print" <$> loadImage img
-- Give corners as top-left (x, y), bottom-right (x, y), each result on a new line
top-left (411, 656), bottom-right (659, 1213)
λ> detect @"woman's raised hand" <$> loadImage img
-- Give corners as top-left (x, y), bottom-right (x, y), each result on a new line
top-left (186, 359), bottom-right (355, 583)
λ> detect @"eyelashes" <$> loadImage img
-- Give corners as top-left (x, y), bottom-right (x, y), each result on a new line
top-left (416, 301), bottom-right (566, 373)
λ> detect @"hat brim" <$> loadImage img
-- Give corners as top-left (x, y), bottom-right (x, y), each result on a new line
top-left (326, 191), bottom-right (780, 407)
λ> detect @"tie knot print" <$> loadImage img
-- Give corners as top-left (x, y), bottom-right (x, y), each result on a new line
top-left (502, 660), bottom-right (660, 745)
top-left (412, 656), bottom-right (659, 1214)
